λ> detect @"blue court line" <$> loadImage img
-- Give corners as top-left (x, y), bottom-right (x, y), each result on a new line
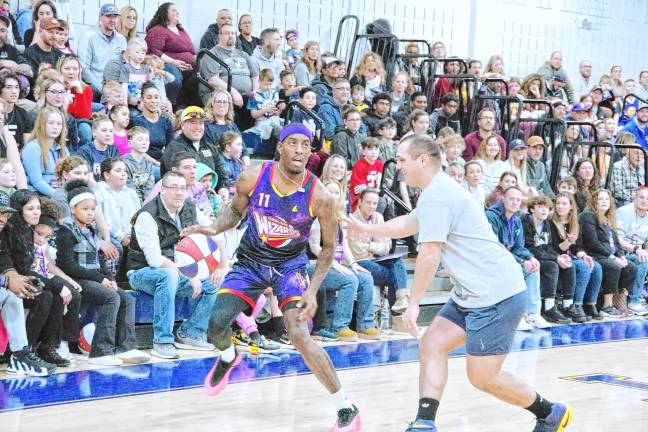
top-left (1, 318), bottom-right (647, 412)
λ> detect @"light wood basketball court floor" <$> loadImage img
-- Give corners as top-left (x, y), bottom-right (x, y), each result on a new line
top-left (1, 317), bottom-right (647, 431)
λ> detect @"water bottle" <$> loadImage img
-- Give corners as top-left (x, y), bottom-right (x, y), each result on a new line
top-left (380, 292), bottom-right (391, 333)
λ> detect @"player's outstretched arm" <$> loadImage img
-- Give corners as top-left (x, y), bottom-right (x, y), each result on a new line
top-left (210, 164), bottom-right (261, 235)
top-left (341, 214), bottom-right (419, 240)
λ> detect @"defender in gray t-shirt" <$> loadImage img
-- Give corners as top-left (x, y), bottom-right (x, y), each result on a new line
top-left (344, 134), bottom-right (573, 432)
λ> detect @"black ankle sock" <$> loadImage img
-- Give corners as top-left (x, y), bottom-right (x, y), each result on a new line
top-left (272, 317), bottom-right (285, 335)
top-left (416, 398), bottom-right (439, 421)
top-left (525, 393), bottom-right (553, 419)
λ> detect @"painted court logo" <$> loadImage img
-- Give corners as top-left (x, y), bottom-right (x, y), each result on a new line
top-left (254, 213), bottom-right (300, 247)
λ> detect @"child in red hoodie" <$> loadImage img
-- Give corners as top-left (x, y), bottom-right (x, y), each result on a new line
top-left (350, 137), bottom-right (383, 210)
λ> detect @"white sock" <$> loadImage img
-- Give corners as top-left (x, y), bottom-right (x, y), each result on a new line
top-left (563, 299), bottom-right (573, 308)
top-left (331, 388), bottom-right (353, 410)
top-left (220, 344), bottom-right (236, 363)
top-left (544, 298), bottom-right (555, 310)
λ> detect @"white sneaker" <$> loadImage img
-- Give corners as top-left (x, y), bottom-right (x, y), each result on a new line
top-left (628, 302), bottom-right (648, 316)
top-left (391, 295), bottom-right (409, 313)
top-left (517, 318), bottom-right (533, 331)
top-left (56, 343), bottom-right (75, 364)
top-left (116, 349), bottom-right (151, 364)
top-left (526, 313), bottom-right (552, 329)
top-left (88, 355), bottom-right (124, 366)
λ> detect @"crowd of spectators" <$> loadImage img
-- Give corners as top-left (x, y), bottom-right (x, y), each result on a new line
top-left (0, 1), bottom-right (646, 375)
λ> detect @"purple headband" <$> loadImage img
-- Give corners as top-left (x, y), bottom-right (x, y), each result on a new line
top-left (280, 123), bottom-right (313, 142)
top-left (286, 31), bottom-right (299, 41)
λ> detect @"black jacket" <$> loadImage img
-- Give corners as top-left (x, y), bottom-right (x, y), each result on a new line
top-left (161, 133), bottom-right (224, 177)
top-left (579, 210), bottom-right (623, 259)
top-left (548, 220), bottom-right (585, 256)
top-left (199, 23), bottom-right (219, 51)
top-left (331, 128), bottom-right (363, 170)
top-left (522, 214), bottom-right (558, 261)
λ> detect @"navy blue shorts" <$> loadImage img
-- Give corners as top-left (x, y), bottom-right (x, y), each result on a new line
top-left (218, 255), bottom-right (309, 311)
top-left (438, 290), bottom-right (526, 356)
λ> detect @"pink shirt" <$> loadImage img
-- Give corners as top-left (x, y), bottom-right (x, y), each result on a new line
top-left (114, 133), bottom-right (130, 155)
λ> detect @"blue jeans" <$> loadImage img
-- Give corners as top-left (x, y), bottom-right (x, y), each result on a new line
top-left (626, 254), bottom-right (648, 303)
top-left (523, 270), bottom-right (541, 314)
top-left (128, 267), bottom-right (217, 344)
top-left (164, 63), bottom-right (183, 105)
top-left (319, 266), bottom-right (374, 331)
top-left (77, 120), bottom-right (92, 148)
top-left (573, 259), bottom-right (602, 305)
top-left (357, 257), bottom-right (408, 292)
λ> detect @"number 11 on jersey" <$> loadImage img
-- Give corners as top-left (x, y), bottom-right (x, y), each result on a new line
top-left (258, 193), bottom-right (270, 207)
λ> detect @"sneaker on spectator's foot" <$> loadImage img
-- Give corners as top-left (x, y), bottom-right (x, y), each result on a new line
top-left (517, 318), bottom-right (533, 331)
top-left (174, 333), bottom-right (215, 351)
top-left (583, 304), bottom-right (603, 320)
top-left (392, 295), bottom-right (409, 314)
top-left (405, 418), bottom-right (438, 431)
top-left (56, 342), bottom-right (75, 364)
top-left (37, 346), bottom-right (71, 367)
top-left (562, 304), bottom-right (590, 323)
top-left (336, 328), bottom-right (358, 342)
top-left (599, 306), bottom-right (623, 318)
top-left (249, 335), bottom-right (281, 352)
top-left (526, 313), bottom-right (552, 329)
top-left (532, 403), bottom-right (573, 432)
top-left (542, 307), bottom-right (571, 324)
top-left (628, 302), bottom-right (648, 316)
top-left (358, 327), bottom-right (381, 340)
top-left (203, 353), bottom-right (242, 397)
top-left (332, 404), bottom-right (361, 432)
top-left (231, 329), bottom-right (252, 347)
top-left (116, 349), bottom-right (150, 364)
top-left (151, 343), bottom-right (179, 359)
top-left (88, 355), bottom-right (123, 366)
top-left (0, 349), bottom-right (11, 364)
top-left (271, 331), bottom-right (292, 346)
top-left (7, 348), bottom-right (56, 376)
top-left (311, 329), bottom-right (340, 342)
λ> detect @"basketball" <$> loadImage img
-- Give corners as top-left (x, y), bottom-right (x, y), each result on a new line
top-left (79, 323), bottom-right (95, 355)
top-left (175, 234), bottom-right (221, 279)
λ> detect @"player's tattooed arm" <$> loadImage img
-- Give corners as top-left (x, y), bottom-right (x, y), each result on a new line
top-left (210, 164), bottom-right (261, 235)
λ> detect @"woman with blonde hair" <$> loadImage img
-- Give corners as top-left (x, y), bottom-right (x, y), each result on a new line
top-left (321, 154), bottom-right (351, 213)
top-left (473, 134), bottom-right (507, 193)
top-left (350, 52), bottom-right (387, 102)
top-left (484, 54), bottom-right (505, 75)
top-left (293, 41), bottom-right (321, 87)
top-left (116, 5), bottom-right (138, 40)
top-left (21, 106), bottom-right (68, 196)
top-left (204, 89), bottom-right (240, 145)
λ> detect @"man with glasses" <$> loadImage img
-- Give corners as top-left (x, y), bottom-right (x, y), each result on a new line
top-left (202, 124), bottom-right (362, 432)
top-left (22, 16), bottom-right (63, 77)
top-left (318, 77), bottom-right (359, 139)
top-left (161, 106), bottom-right (223, 178)
top-left (126, 171), bottom-right (219, 359)
top-left (199, 8), bottom-right (232, 51)
top-left (462, 107), bottom-right (506, 160)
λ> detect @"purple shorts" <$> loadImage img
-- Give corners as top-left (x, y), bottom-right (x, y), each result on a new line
top-left (218, 254), bottom-right (309, 311)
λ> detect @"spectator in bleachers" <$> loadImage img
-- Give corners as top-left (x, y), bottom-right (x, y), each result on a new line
top-left (252, 28), bottom-right (284, 89)
top-left (284, 29), bottom-right (302, 69)
top-left (22, 16), bottom-right (62, 78)
top-left (0, 158), bottom-right (16, 195)
top-left (77, 4), bottom-right (126, 100)
top-left (393, 90), bottom-right (427, 134)
top-left (77, 114), bottom-right (119, 181)
top-left (318, 77), bottom-right (351, 140)
top-left (429, 93), bottom-right (460, 136)
top-left (0, 10), bottom-right (32, 80)
top-left (123, 127), bottom-right (154, 202)
top-left (110, 105), bottom-right (130, 156)
top-left (57, 55), bottom-right (93, 148)
top-left (610, 142), bottom-right (645, 207)
top-left (526, 135), bottom-right (554, 198)
top-left (389, 71), bottom-right (412, 114)
top-left (116, 5), bottom-right (138, 41)
top-left (143, 54), bottom-right (175, 114)
top-left (349, 138), bottom-right (383, 210)
top-left (214, 131), bottom-right (245, 201)
top-left (618, 80), bottom-right (638, 128)
top-left (312, 55), bottom-right (342, 106)
top-left (126, 171), bottom-right (219, 359)
top-left (145, 2), bottom-right (195, 106)
top-left (161, 106), bottom-right (219, 177)
top-left (31, 73), bottom-right (79, 152)
top-left (204, 89), bottom-right (241, 145)
top-left (573, 158), bottom-right (600, 212)
top-left (468, 59), bottom-right (482, 77)
top-left (485, 171), bottom-right (517, 208)
top-left (462, 107), bottom-right (506, 160)
top-left (349, 188), bottom-right (410, 312)
top-left (293, 41), bottom-right (320, 87)
top-left (21, 0), bottom-right (56, 47)
top-left (549, 192), bottom-right (602, 320)
top-left (350, 52), bottom-right (386, 103)
top-left (635, 71), bottom-right (648, 101)
top-left (523, 196), bottom-right (586, 323)
top-left (235, 14), bottom-right (260, 56)
top-left (118, 37), bottom-right (153, 111)
top-left (321, 154), bottom-right (351, 214)
top-left (362, 92), bottom-right (391, 136)
top-left (292, 87), bottom-right (318, 133)
top-left (550, 124), bottom-right (586, 183)
top-left (0, 100), bottom-right (26, 189)
top-left (402, 109), bottom-right (430, 139)
top-left (21, 106), bottom-right (68, 196)
top-left (484, 54), bottom-right (504, 75)
top-left (505, 139), bottom-right (538, 199)
top-left (537, 51), bottom-right (574, 102)
top-left (245, 68), bottom-right (284, 143)
top-left (199, 8), bottom-right (232, 51)
top-left (621, 101), bottom-right (648, 149)
top-left (485, 186), bottom-right (543, 330)
top-left (462, 160), bottom-right (485, 206)
top-left (15, 0), bottom-right (35, 42)
top-left (615, 187), bottom-right (648, 315)
top-left (54, 18), bottom-right (73, 56)
top-left (574, 60), bottom-right (593, 100)
top-left (538, 98), bottom-right (567, 146)
top-left (610, 65), bottom-right (625, 101)
top-left (473, 134), bottom-right (507, 194)
top-left (579, 188), bottom-right (636, 317)
top-left (308, 180), bottom-right (379, 342)
top-left (544, 71), bottom-right (568, 103)
top-left (377, 117), bottom-right (398, 188)
top-left (332, 108), bottom-right (363, 170)
top-left (430, 57), bottom-right (461, 109)
top-left (199, 22), bottom-right (259, 108)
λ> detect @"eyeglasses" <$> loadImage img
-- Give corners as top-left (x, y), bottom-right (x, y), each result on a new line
top-left (213, 100), bottom-right (229, 105)
top-left (47, 89), bottom-right (67, 95)
top-left (162, 184), bottom-right (187, 192)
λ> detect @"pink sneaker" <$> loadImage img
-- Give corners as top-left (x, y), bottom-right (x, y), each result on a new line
top-left (332, 404), bottom-right (362, 432)
top-left (203, 353), bottom-right (242, 396)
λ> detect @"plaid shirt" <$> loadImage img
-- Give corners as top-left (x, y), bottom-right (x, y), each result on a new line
top-left (65, 221), bottom-right (101, 271)
top-left (611, 158), bottom-right (645, 206)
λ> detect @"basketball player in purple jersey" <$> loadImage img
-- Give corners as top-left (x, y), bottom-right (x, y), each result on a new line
top-left (202, 124), bottom-right (362, 432)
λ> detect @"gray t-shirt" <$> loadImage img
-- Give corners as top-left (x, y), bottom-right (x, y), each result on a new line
top-left (199, 45), bottom-right (260, 104)
top-left (410, 171), bottom-right (525, 308)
